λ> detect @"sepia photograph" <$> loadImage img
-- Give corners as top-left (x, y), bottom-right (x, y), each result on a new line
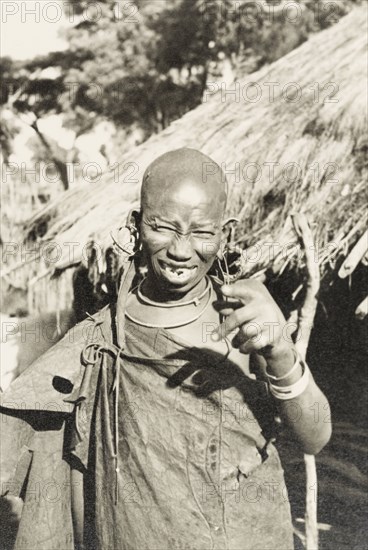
top-left (0, 1), bottom-right (367, 549)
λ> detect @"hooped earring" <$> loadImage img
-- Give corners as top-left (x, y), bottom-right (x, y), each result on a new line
top-left (215, 217), bottom-right (245, 285)
top-left (110, 209), bottom-right (142, 258)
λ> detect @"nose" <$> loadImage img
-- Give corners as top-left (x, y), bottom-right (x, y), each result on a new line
top-left (166, 234), bottom-right (193, 262)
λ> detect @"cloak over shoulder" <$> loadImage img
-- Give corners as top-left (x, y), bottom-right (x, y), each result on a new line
top-left (0, 310), bottom-right (107, 549)
top-left (1, 299), bottom-right (293, 549)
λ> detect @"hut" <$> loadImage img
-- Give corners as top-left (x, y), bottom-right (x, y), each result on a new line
top-left (3, 6), bottom-right (366, 317)
top-left (2, 5), bottom-right (367, 548)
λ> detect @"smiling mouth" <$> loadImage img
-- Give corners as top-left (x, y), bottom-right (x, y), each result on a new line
top-left (159, 262), bottom-right (197, 282)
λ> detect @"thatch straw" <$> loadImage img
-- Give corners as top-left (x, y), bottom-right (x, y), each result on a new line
top-left (3, 6), bottom-right (367, 315)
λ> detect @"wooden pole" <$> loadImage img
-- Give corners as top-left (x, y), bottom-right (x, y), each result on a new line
top-left (292, 213), bottom-right (320, 550)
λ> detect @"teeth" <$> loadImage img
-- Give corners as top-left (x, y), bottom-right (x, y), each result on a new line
top-left (164, 266), bottom-right (192, 279)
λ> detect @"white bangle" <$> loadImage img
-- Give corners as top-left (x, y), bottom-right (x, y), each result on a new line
top-left (265, 348), bottom-right (300, 381)
top-left (268, 360), bottom-right (310, 400)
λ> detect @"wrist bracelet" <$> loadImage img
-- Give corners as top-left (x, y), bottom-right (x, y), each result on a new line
top-left (268, 359), bottom-right (310, 400)
top-left (265, 348), bottom-right (300, 381)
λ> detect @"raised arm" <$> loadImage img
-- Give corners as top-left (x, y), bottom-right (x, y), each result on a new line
top-left (212, 279), bottom-right (332, 454)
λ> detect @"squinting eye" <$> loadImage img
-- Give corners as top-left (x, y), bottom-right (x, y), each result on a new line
top-left (156, 225), bottom-right (175, 232)
top-left (193, 231), bottom-right (215, 238)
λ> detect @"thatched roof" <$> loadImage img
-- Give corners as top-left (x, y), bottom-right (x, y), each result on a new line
top-left (4, 6), bottom-right (367, 315)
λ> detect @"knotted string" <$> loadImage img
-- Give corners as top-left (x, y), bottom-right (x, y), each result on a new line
top-left (80, 338), bottom-right (126, 504)
top-left (77, 256), bottom-right (138, 505)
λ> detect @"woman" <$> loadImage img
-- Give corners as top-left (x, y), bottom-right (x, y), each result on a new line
top-left (1, 148), bottom-right (331, 550)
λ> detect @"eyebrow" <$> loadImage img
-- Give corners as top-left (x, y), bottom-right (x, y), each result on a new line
top-left (146, 215), bottom-right (220, 231)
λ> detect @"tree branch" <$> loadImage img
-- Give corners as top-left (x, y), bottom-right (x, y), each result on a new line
top-left (292, 213), bottom-right (320, 550)
top-left (30, 120), bottom-right (69, 191)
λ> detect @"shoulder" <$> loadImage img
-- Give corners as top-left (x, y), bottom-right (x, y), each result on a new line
top-left (1, 307), bottom-right (112, 413)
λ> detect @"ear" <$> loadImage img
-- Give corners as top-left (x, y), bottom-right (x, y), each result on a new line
top-left (111, 209), bottom-right (142, 257)
top-left (218, 217), bottom-right (240, 259)
top-left (125, 208), bottom-right (141, 232)
top-left (217, 228), bottom-right (227, 261)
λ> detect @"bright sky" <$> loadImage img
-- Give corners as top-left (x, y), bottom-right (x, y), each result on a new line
top-left (1, 0), bottom-right (70, 60)
top-left (1, 1), bottom-right (114, 166)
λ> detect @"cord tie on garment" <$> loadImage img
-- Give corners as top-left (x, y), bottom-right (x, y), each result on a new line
top-left (79, 321), bottom-right (126, 504)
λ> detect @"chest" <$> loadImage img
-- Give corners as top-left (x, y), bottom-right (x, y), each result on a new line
top-left (125, 287), bottom-right (250, 375)
top-left (167, 305), bottom-right (250, 375)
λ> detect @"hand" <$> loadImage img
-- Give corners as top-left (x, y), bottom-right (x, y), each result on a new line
top-left (212, 279), bottom-right (293, 361)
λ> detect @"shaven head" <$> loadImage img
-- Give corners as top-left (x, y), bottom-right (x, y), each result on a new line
top-left (141, 148), bottom-right (227, 211)
top-left (138, 148), bottom-right (228, 296)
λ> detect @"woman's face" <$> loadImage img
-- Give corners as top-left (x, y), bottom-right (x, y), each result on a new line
top-left (140, 179), bottom-right (224, 296)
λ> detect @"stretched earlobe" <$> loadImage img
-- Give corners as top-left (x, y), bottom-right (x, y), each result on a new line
top-left (111, 209), bottom-right (142, 257)
top-left (126, 208), bottom-right (141, 233)
top-left (216, 241), bottom-right (225, 260)
top-left (221, 217), bottom-right (240, 244)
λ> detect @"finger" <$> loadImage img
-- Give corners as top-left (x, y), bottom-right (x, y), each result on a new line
top-left (239, 336), bottom-right (271, 356)
top-left (219, 308), bottom-right (237, 317)
top-left (211, 307), bottom-right (256, 342)
top-left (213, 299), bottom-right (243, 311)
top-left (238, 341), bottom-right (254, 355)
top-left (231, 323), bottom-right (260, 349)
top-left (221, 282), bottom-right (255, 304)
top-left (213, 299), bottom-right (243, 317)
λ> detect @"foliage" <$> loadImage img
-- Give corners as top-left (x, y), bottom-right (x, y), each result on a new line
top-left (0, 0), bottom-right (363, 178)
